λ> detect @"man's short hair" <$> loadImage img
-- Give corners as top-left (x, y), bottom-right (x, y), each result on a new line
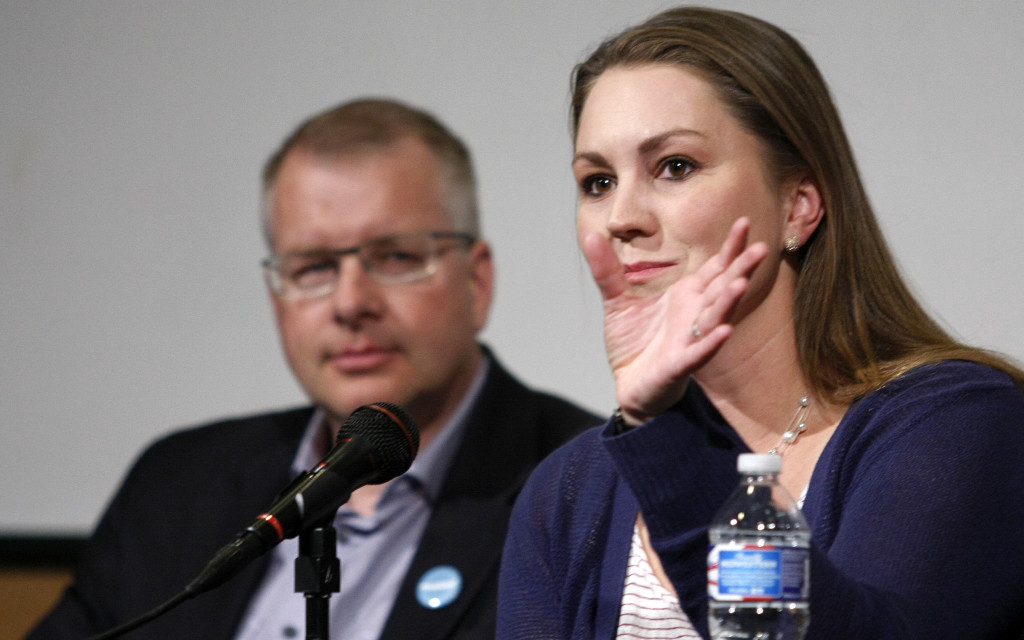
top-left (261, 98), bottom-right (479, 247)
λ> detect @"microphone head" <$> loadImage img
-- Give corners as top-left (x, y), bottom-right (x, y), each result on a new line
top-left (337, 402), bottom-right (420, 483)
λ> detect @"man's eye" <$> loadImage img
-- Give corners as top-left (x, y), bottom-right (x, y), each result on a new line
top-left (368, 246), bottom-right (429, 274)
top-left (380, 250), bottom-right (421, 263)
top-left (288, 258), bottom-right (334, 280)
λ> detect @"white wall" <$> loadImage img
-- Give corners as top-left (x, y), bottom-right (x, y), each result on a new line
top-left (2, 0), bottom-right (1021, 535)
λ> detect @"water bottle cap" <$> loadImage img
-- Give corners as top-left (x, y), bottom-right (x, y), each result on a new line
top-left (737, 453), bottom-right (782, 474)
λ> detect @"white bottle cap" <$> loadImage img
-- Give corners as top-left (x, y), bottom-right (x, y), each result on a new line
top-left (737, 453), bottom-right (782, 474)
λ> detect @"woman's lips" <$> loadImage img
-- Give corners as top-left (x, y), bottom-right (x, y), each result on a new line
top-left (622, 261), bottom-right (675, 285)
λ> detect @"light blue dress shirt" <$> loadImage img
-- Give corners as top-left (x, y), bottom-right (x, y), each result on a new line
top-left (232, 360), bottom-right (488, 640)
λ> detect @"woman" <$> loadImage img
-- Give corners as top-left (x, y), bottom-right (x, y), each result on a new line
top-left (497, 7), bottom-right (1024, 640)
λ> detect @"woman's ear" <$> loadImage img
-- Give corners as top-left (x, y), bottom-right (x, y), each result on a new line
top-left (782, 176), bottom-right (824, 249)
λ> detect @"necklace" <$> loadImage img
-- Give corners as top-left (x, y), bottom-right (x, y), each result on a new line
top-left (768, 395), bottom-right (810, 456)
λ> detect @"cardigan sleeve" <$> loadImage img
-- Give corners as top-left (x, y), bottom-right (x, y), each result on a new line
top-left (601, 392), bottom-right (747, 639)
top-left (498, 426), bottom-right (622, 640)
top-left (497, 455), bottom-right (568, 640)
top-left (604, 362), bottom-right (1024, 639)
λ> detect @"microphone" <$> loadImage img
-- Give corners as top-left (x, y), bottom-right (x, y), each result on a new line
top-left (185, 402), bottom-right (419, 596)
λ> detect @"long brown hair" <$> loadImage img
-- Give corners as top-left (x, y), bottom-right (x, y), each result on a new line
top-left (571, 7), bottom-right (1024, 400)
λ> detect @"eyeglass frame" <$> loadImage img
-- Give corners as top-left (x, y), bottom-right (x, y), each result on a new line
top-left (261, 230), bottom-right (478, 300)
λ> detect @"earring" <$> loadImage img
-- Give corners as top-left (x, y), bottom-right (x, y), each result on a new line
top-left (784, 235), bottom-right (801, 252)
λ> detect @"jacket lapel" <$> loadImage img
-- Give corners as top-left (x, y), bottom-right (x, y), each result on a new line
top-left (380, 355), bottom-right (543, 640)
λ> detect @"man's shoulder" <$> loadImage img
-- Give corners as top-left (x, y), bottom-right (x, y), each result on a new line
top-left (482, 354), bottom-right (602, 430)
top-left (527, 387), bottom-right (604, 444)
top-left (436, 351), bottom-right (602, 496)
top-left (131, 406), bottom-right (314, 475)
top-left (150, 405), bottom-right (312, 445)
top-left (474, 353), bottom-right (603, 456)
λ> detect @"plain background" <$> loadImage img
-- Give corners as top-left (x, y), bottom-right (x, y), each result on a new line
top-left (3, 1), bottom-right (1022, 535)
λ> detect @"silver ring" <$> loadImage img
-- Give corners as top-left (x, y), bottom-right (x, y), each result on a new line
top-left (691, 321), bottom-right (703, 340)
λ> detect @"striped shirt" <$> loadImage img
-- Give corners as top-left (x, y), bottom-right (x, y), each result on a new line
top-left (615, 522), bottom-right (701, 639)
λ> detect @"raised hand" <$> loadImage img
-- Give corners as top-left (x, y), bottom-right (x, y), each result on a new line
top-left (581, 217), bottom-right (768, 425)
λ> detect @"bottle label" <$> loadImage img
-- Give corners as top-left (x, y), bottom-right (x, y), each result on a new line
top-left (708, 543), bottom-right (809, 601)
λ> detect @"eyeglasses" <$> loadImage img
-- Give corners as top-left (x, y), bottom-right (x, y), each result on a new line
top-left (262, 231), bottom-right (476, 299)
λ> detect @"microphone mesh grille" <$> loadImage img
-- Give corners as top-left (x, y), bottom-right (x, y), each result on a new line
top-left (336, 402), bottom-right (420, 480)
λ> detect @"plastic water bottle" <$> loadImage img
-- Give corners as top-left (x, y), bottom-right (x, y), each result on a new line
top-left (707, 453), bottom-right (810, 639)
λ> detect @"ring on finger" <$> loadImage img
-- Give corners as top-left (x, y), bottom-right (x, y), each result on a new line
top-left (691, 321), bottom-right (703, 340)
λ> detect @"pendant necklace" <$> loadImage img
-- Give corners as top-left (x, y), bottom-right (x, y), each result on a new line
top-left (768, 395), bottom-right (810, 456)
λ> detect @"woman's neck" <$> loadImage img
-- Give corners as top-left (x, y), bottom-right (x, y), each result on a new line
top-left (692, 301), bottom-right (846, 496)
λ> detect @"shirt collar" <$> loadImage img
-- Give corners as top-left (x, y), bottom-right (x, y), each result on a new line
top-left (290, 352), bottom-right (491, 504)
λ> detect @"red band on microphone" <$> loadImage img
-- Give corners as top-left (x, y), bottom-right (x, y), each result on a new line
top-left (257, 512), bottom-right (285, 541)
top-left (368, 403), bottom-right (416, 452)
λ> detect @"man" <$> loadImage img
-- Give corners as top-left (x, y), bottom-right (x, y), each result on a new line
top-left (29, 99), bottom-right (599, 639)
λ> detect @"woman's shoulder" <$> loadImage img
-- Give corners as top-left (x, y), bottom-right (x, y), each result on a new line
top-left (891, 358), bottom-right (1016, 387)
top-left (857, 359), bottom-right (1022, 415)
top-left (806, 360), bottom-right (1024, 578)
top-left (829, 359), bottom-right (1024, 461)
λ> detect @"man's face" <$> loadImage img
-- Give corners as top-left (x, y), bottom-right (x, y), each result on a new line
top-left (266, 139), bottom-right (493, 433)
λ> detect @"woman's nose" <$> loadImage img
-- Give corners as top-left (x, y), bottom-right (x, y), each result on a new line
top-left (606, 180), bottom-right (658, 242)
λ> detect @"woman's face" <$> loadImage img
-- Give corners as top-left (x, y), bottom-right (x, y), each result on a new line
top-left (573, 64), bottom-right (790, 303)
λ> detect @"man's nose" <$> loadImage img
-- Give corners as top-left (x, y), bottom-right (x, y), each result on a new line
top-left (329, 254), bottom-right (384, 324)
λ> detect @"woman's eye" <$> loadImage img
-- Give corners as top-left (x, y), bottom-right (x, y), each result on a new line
top-left (581, 174), bottom-right (615, 196)
top-left (660, 157), bottom-right (695, 179)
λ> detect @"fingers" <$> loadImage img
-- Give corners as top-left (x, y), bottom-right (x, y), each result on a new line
top-left (580, 232), bottom-right (626, 301)
top-left (603, 216), bottom-right (775, 420)
top-left (687, 218), bottom-right (768, 345)
top-left (616, 320), bottom-right (733, 422)
top-left (691, 276), bottom-right (752, 340)
top-left (692, 217), bottom-right (759, 286)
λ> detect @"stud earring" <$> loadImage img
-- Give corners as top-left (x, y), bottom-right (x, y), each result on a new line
top-left (784, 235), bottom-right (801, 252)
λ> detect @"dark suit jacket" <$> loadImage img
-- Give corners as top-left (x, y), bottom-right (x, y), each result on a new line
top-left (29, 353), bottom-right (600, 639)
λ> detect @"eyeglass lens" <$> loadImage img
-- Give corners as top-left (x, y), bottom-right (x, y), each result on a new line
top-left (268, 233), bottom-right (469, 297)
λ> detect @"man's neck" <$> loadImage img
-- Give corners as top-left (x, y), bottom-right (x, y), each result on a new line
top-left (348, 483), bottom-right (388, 517)
top-left (337, 348), bottom-right (488, 517)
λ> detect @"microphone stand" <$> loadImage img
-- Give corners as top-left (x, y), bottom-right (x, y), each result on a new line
top-left (294, 521), bottom-right (340, 640)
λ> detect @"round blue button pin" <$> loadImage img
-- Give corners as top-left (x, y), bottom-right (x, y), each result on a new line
top-left (416, 565), bottom-right (463, 609)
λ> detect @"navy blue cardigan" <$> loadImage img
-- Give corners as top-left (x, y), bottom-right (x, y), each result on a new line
top-left (498, 360), bottom-right (1024, 639)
